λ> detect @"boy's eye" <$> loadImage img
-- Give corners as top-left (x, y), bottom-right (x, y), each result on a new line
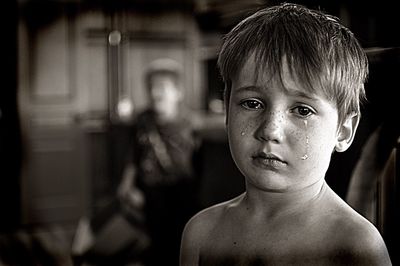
top-left (240, 99), bottom-right (264, 110)
top-left (292, 106), bottom-right (314, 117)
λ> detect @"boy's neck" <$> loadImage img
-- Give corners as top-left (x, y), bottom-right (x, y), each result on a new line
top-left (242, 179), bottom-right (327, 220)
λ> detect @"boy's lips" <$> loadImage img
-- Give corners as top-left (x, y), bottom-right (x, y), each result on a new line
top-left (251, 152), bottom-right (287, 169)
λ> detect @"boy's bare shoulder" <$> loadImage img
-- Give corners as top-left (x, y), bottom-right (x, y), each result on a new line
top-left (323, 191), bottom-right (391, 265)
top-left (183, 195), bottom-right (242, 236)
top-left (335, 211), bottom-right (390, 264)
top-left (180, 195), bottom-right (243, 265)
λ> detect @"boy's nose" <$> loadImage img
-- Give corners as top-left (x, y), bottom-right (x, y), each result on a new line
top-left (255, 112), bottom-right (284, 143)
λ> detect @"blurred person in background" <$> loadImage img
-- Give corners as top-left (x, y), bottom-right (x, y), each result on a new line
top-left (116, 58), bottom-right (200, 266)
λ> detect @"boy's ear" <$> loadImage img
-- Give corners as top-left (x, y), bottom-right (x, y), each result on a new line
top-left (335, 112), bottom-right (360, 152)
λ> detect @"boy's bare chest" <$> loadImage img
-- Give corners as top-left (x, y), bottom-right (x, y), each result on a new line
top-left (200, 240), bottom-right (337, 266)
top-left (199, 220), bottom-right (337, 266)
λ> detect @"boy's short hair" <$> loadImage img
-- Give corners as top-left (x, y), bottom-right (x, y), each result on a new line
top-left (145, 58), bottom-right (182, 91)
top-left (218, 3), bottom-right (368, 124)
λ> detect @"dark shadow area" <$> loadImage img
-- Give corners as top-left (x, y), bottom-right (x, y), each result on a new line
top-left (0, 0), bottom-right (21, 233)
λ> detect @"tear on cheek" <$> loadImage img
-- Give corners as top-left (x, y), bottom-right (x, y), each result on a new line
top-left (301, 120), bottom-right (309, 160)
top-left (240, 122), bottom-right (255, 137)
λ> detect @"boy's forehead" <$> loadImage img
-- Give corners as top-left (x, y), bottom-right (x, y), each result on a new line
top-left (233, 54), bottom-right (305, 93)
top-left (231, 54), bottom-right (334, 104)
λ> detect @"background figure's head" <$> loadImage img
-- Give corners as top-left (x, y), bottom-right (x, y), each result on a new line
top-left (218, 2), bottom-right (368, 127)
top-left (145, 58), bottom-right (183, 120)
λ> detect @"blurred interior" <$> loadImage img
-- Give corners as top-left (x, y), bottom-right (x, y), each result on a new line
top-left (1, 0), bottom-right (399, 265)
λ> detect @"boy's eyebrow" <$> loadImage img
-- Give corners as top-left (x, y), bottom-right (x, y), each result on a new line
top-left (234, 85), bottom-right (263, 93)
top-left (286, 89), bottom-right (320, 101)
top-left (234, 85), bottom-right (320, 102)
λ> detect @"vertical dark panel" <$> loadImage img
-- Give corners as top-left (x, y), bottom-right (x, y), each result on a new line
top-left (0, 0), bottom-right (21, 231)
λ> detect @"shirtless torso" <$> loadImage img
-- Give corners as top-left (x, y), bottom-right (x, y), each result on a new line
top-left (181, 182), bottom-right (391, 266)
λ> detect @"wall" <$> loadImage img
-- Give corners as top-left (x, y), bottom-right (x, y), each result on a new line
top-left (18, 3), bottom-right (203, 227)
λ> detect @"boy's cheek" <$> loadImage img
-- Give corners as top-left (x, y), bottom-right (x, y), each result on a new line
top-left (305, 133), bottom-right (336, 163)
top-left (228, 109), bottom-right (255, 136)
top-left (238, 120), bottom-right (258, 137)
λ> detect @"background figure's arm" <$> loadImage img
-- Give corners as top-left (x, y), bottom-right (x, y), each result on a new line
top-left (117, 163), bottom-right (145, 210)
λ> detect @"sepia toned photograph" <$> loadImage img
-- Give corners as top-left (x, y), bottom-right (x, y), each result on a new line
top-left (0, 0), bottom-right (398, 265)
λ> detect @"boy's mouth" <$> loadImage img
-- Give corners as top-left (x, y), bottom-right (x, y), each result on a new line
top-left (252, 152), bottom-right (287, 169)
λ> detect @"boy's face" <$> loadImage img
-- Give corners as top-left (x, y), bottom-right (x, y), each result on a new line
top-left (227, 54), bottom-right (357, 192)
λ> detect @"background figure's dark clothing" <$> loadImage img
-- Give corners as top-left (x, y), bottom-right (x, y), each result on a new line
top-left (129, 109), bottom-right (198, 266)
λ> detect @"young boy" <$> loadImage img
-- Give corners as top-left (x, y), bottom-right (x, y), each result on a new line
top-left (180, 3), bottom-right (392, 265)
